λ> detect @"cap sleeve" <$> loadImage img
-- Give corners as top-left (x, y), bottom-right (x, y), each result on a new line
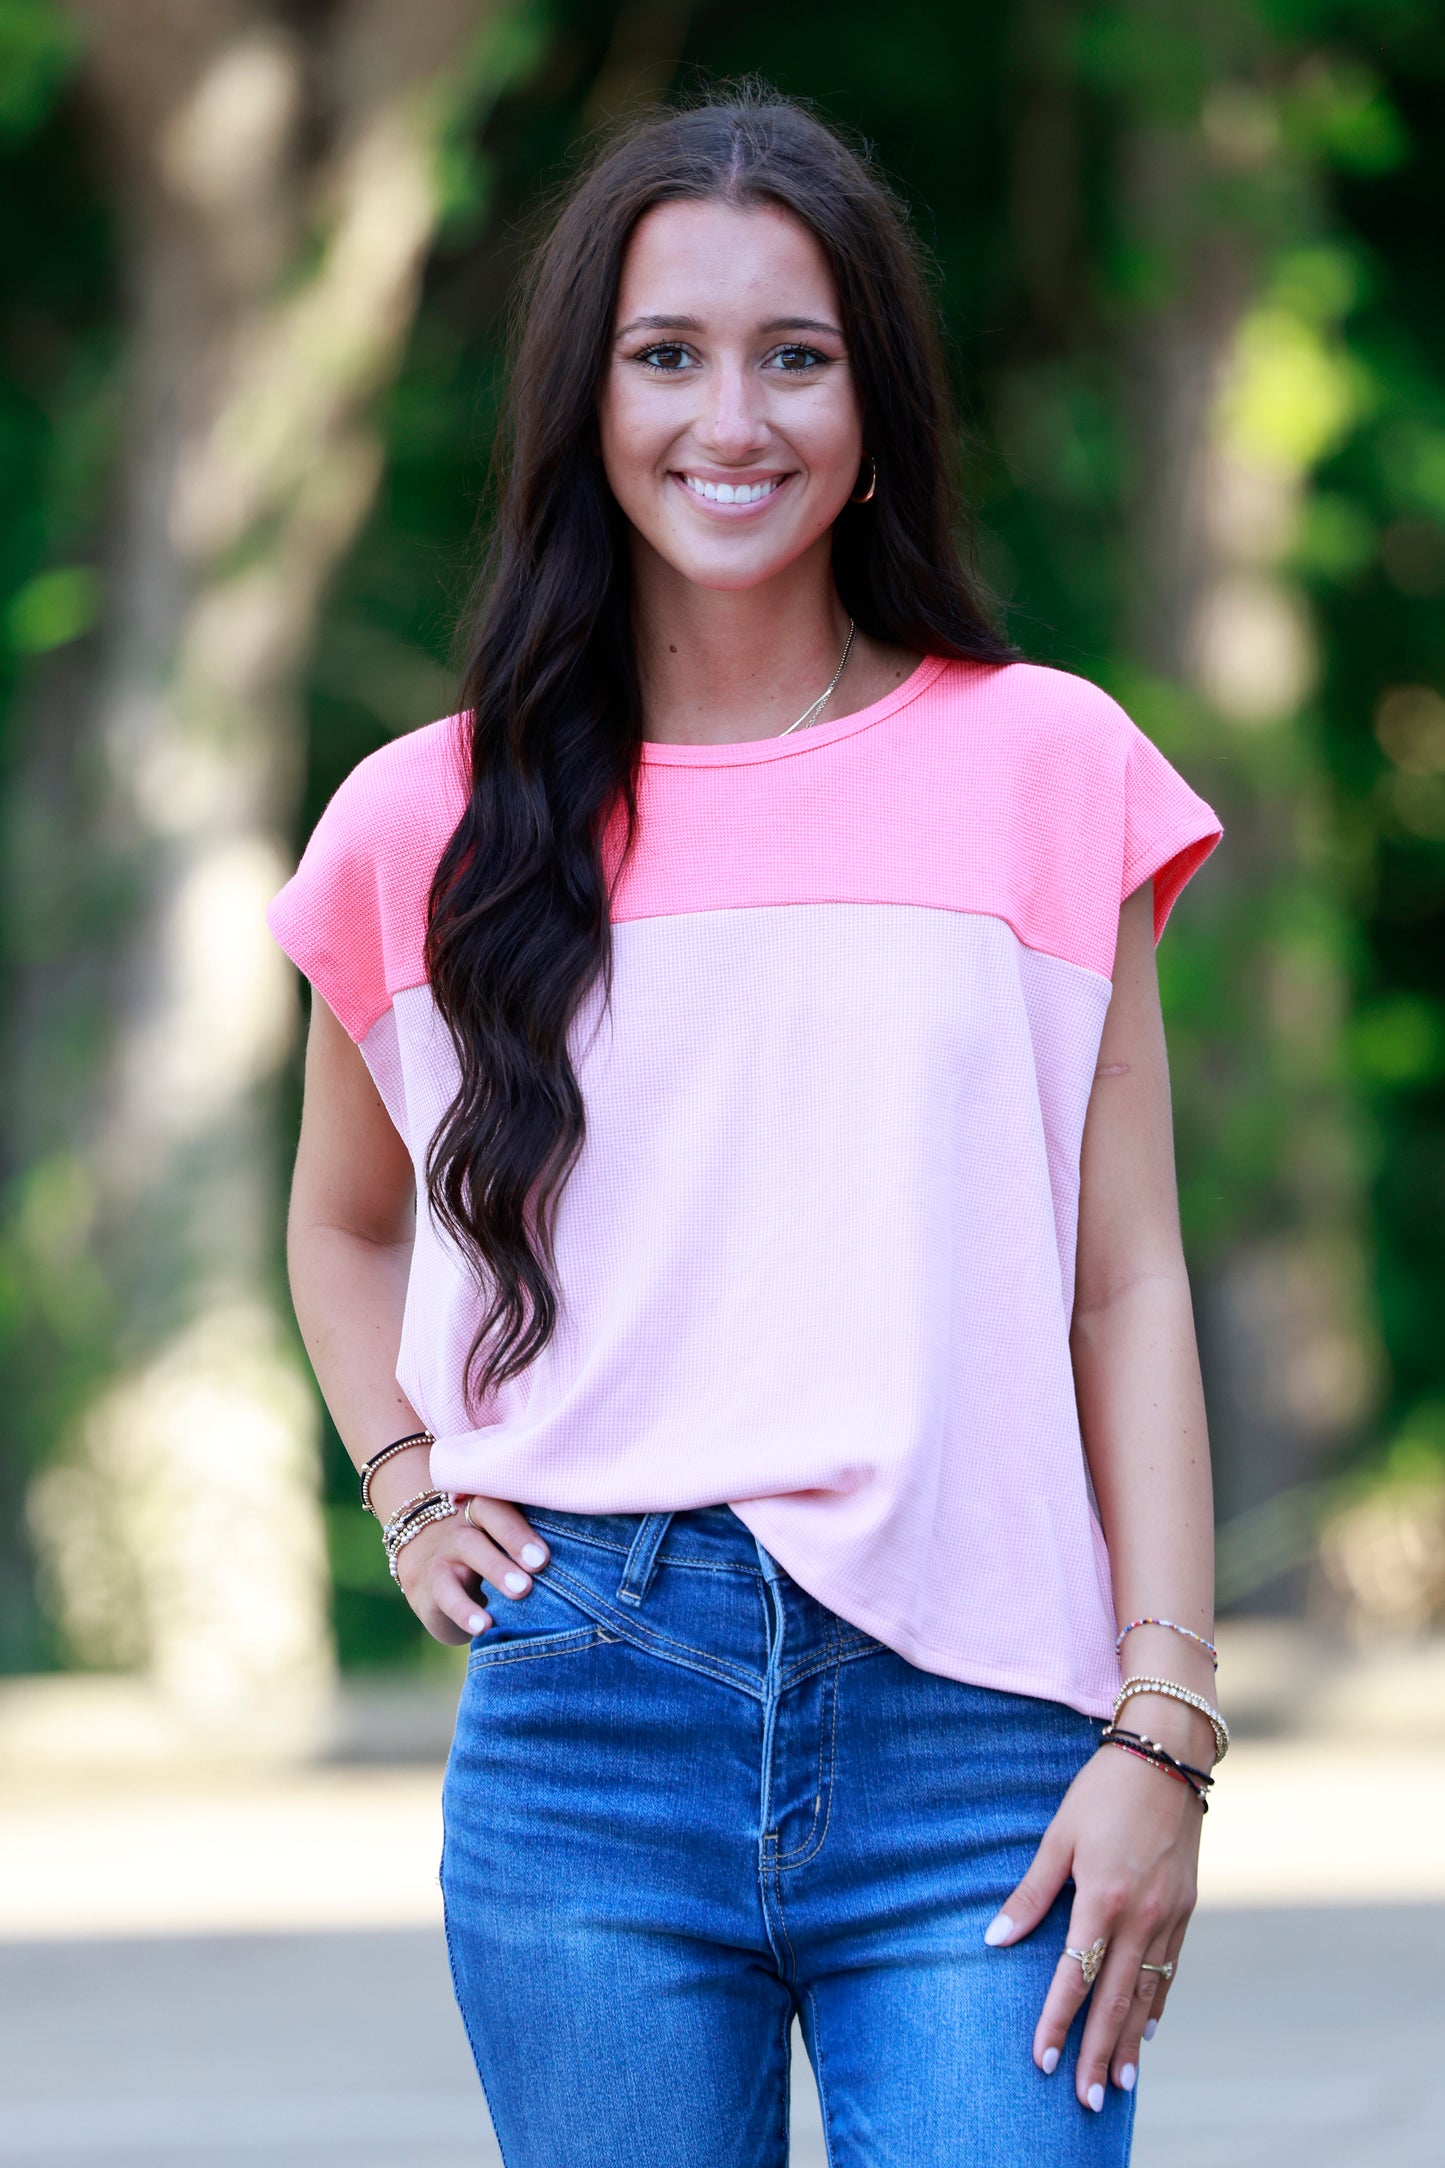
top-left (267, 766), bottom-right (392, 1044)
top-left (266, 715), bottom-right (470, 1042)
top-left (1122, 724), bottom-right (1222, 943)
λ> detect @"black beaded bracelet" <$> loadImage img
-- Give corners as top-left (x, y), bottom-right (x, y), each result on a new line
top-left (359, 1430), bottom-right (435, 1516)
top-left (1099, 1725), bottom-right (1212, 1810)
top-left (1103, 1723), bottom-right (1214, 1788)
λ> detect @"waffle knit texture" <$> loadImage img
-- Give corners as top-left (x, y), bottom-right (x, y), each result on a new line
top-left (268, 655), bottom-right (1222, 1716)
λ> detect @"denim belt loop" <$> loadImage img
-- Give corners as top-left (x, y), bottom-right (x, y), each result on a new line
top-left (616, 1511), bottom-right (674, 1606)
top-left (752, 1537), bottom-right (788, 1589)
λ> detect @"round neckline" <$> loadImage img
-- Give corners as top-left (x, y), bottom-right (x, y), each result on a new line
top-left (638, 652), bottom-right (951, 766)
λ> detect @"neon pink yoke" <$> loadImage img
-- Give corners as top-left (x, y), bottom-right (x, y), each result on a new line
top-left (269, 657), bottom-right (1220, 1717)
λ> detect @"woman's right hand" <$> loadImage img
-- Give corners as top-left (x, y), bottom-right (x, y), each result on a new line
top-left (393, 1495), bottom-right (550, 1644)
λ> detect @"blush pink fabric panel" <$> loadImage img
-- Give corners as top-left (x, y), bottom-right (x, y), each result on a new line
top-left (373, 919), bottom-right (1121, 1713)
top-left (267, 655), bottom-right (1222, 1718)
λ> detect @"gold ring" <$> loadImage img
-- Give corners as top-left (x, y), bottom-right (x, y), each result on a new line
top-left (1065, 1937), bottom-right (1108, 1986)
top-left (1139, 1959), bottom-right (1174, 1981)
top-left (463, 1495), bottom-right (478, 1530)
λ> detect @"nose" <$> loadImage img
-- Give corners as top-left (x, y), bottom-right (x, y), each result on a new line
top-left (695, 355), bottom-right (770, 461)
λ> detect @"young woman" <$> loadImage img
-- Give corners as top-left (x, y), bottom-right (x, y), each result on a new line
top-left (272, 90), bottom-right (1223, 2168)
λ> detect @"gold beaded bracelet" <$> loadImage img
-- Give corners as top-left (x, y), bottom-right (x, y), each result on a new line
top-left (1113, 1675), bottom-right (1230, 1765)
top-left (359, 1431), bottom-right (436, 1516)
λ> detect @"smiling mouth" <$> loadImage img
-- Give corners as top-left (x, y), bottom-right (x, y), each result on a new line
top-left (674, 472), bottom-right (791, 507)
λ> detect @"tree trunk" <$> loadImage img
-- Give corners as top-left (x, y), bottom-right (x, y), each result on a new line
top-left (28, 0), bottom-right (496, 1745)
top-left (1115, 39), bottom-right (1381, 1605)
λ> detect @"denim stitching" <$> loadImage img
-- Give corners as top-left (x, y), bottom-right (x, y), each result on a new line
top-left (522, 1516), bottom-right (631, 1557)
top-left (525, 1513), bottom-right (766, 1576)
top-left (774, 1999), bottom-right (794, 2168)
top-left (629, 1556), bottom-right (761, 1577)
top-left (836, 1633), bottom-right (885, 1662)
top-left (779, 1635), bottom-right (884, 1694)
top-left (775, 1660), bottom-right (840, 1870)
top-left (772, 1675), bottom-right (829, 1868)
top-left (466, 1626), bottom-right (613, 1673)
top-left (540, 1557), bottom-right (763, 1695)
top-left (615, 1510), bottom-right (673, 1605)
top-left (804, 1986), bottom-right (839, 2168)
top-left (545, 1559), bottom-right (747, 1671)
top-left (751, 1568), bottom-right (775, 1666)
top-left (440, 1826), bottom-right (516, 2168)
top-left (766, 1843), bottom-right (800, 1982)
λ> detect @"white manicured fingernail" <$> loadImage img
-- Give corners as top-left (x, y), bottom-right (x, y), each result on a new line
top-left (1119, 2063), bottom-right (1136, 2092)
top-left (983, 1912), bottom-right (1013, 1946)
top-left (1041, 2046), bottom-right (1059, 2075)
top-left (503, 1571), bottom-right (529, 1595)
top-left (1143, 2017), bottom-right (1158, 2042)
top-left (467, 1613), bottom-right (487, 1634)
top-left (1087, 2083), bottom-right (1105, 2113)
top-left (521, 1544), bottom-right (547, 1568)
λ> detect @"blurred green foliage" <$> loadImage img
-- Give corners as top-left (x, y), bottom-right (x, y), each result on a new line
top-left (0, 2), bottom-right (118, 1667)
top-left (2, 0), bottom-right (1444, 1667)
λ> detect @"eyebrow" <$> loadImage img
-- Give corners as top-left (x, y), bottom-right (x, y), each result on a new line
top-left (615, 314), bottom-right (845, 338)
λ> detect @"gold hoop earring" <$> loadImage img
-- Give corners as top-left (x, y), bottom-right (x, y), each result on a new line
top-left (850, 455), bottom-right (877, 505)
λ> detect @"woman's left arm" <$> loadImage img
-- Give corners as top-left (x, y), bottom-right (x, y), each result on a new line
top-left (985, 877), bottom-right (1218, 2111)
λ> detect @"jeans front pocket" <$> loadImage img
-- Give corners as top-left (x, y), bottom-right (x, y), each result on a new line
top-left (466, 1544), bottom-right (619, 1671)
top-left (467, 1620), bottom-right (616, 1672)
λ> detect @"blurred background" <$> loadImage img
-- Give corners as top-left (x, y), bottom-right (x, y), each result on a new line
top-left (0, 1), bottom-right (1442, 2163)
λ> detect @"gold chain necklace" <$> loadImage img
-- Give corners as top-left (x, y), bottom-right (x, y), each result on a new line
top-left (776, 618), bottom-right (857, 737)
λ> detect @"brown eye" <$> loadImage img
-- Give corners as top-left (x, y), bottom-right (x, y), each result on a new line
top-left (635, 344), bottom-right (694, 371)
top-left (768, 344), bottom-right (828, 373)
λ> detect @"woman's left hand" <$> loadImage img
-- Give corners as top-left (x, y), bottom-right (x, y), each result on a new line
top-left (984, 1742), bottom-right (1202, 2111)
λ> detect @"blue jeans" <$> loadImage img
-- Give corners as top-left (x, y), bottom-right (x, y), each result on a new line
top-left (441, 1506), bottom-right (1135, 2166)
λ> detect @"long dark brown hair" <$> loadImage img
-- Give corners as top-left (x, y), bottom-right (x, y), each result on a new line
top-left (426, 84), bottom-right (1016, 1408)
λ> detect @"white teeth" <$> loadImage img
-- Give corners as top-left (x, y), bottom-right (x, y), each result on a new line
top-left (683, 474), bottom-right (780, 504)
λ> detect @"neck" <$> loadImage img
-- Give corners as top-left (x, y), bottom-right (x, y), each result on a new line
top-left (632, 538), bottom-right (852, 746)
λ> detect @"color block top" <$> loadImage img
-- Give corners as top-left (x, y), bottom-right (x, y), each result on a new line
top-left (268, 656), bottom-right (1221, 1717)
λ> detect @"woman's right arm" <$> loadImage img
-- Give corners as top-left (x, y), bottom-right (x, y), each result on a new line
top-left (286, 991), bottom-right (548, 1642)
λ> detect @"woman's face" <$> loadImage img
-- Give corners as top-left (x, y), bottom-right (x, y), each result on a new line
top-left (598, 198), bottom-right (864, 594)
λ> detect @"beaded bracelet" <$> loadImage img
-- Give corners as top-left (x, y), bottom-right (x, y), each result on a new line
top-left (1116, 1616), bottom-right (1218, 1669)
top-left (1102, 1724), bottom-right (1214, 1790)
top-left (1102, 1735), bottom-right (1204, 1805)
top-left (1099, 1727), bottom-right (1211, 1812)
top-left (381, 1486), bottom-right (453, 1541)
top-left (386, 1497), bottom-right (455, 1560)
top-left (360, 1431), bottom-right (436, 1516)
top-left (1113, 1676), bottom-right (1230, 1764)
top-left (380, 1488), bottom-right (439, 1539)
top-left (383, 1490), bottom-right (457, 1581)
